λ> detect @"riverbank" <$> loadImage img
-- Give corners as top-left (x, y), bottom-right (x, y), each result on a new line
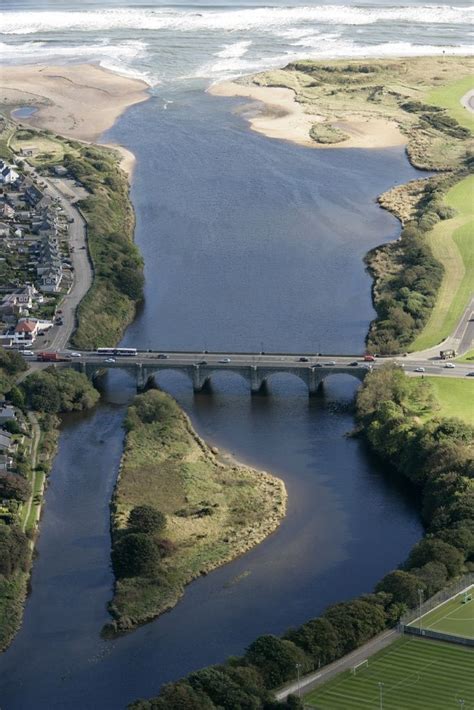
top-left (210, 56), bottom-right (474, 355)
top-left (106, 389), bottom-right (286, 634)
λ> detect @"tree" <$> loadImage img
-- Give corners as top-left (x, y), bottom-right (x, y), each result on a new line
top-left (128, 505), bottom-right (166, 535)
top-left (284, 617), bottom-right (338, 665)
top-left (188, 667), bottom-right (260, 710)
top-left (323, 600), bottom-right (386, 656)
top-left (405, 538), bottom-right (464, 578)
top-left (111, 533), bottom-right (162, 578)
top-left (0, 472), bottom-right (31, 502)
top-left (245, 635), bottom-right (310, 688)
top-left (411, 561), bottom-right (448, 597)
top-left (0, 525), bottom-right (29, 576)
top-left (375, 570), bottom-right (425, 608)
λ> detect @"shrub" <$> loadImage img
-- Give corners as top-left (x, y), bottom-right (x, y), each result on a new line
top-left (245, 635), bottom-right (310, 688)
top-left (0, 472), bottom-right (31, 502)
top-left (128, 506), bottom-right (166, 535)
top-left (111, 533), bottom-right (162, 578)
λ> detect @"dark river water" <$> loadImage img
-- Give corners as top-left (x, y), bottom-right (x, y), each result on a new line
top-left (0, 90), bottom-right (424, 709)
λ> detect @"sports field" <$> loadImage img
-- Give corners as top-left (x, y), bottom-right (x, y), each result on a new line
top-left (305, 637), bottom-right (473, 709)
top-left (408, 586), bottom-right (474, 639)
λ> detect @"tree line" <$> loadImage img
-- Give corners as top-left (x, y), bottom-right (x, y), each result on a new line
top-left (129, 366), bottom-right (473, 708)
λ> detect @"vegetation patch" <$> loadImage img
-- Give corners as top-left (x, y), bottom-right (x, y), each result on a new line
top-left (33, 137), bottom-right (144, 349)
top-left (106, 389), bottom-right (286, 634)
top-left (309, 123), bottom-right (348, 144)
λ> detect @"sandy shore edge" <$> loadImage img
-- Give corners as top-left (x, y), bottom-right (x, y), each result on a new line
top-left (209, 79), bottom-right (406, 150)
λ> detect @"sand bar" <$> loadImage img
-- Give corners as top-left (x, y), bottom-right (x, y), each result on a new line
top-left (209, 80), bottom-right (406, 150)
top-left (0, 63), bottom-right (149, 143)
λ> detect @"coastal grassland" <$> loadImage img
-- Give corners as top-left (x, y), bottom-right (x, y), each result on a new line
top-left (241, 57), bottom-right (474, 354)
top-left (107, 389), bottom-right (286, 633)
top-left (27, 130), bottom-right (144, 348)
top-left (305, 637), bottom-right (474, 709)
top-left (427, 76), bottom-right (474, 130)
top-left (410, 175), bottom-right (474, 351)
top-left (10, 129), bottom-right (75, 166)
top-left (424, 377), bottom-right (474, 426)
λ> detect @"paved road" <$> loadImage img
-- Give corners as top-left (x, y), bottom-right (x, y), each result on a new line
top-left (275, 629), bottom-right (399, 701)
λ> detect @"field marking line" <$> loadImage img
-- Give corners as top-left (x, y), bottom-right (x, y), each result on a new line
top-left (410, 584), bottom-right (474, 628)
top-left (427, 596), bottom-right (474, 632)
top-left (385, 658), bottom-right (438, 696)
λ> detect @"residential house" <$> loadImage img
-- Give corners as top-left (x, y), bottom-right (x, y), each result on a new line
top-left (0, 405), bottom-right (16, 425)
top-left (0, 431), bottom-right (12, 453)
top-left (0, 161), bottom-right (19, 185)
top-left (0, 222), bottom-right (9, 238)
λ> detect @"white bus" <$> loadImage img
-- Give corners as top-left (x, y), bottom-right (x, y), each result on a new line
top-left (96, 347), bottom-right (137, 357)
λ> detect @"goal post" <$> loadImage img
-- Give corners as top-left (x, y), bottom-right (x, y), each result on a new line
top-left (351, 659), bottom-right (369, 675)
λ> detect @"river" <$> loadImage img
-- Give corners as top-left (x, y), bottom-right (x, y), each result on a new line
top-left (0, 87), bottom-right (425, 709)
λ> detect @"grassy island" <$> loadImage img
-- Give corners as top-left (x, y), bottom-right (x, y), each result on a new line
top-left (224, 56), bottom-right (473, 354)
top-left (106, 389), bottom-right (286, 634)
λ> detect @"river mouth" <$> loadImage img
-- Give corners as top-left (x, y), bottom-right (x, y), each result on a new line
top-left (0, 88), bottom-right (425, 708)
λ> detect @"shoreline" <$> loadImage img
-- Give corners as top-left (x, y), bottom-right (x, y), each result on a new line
top-left (208, 80), bottom-right (407, 150)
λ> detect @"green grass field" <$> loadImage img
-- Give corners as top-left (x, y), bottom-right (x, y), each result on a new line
top-left (411, 175), bottom-right (474, 352)
top-left (408, 587), bottom-right (474, 639)
top-left (425, 376), bottom-right (474, 426)
top-left (305, 637), bottom-right (474, 709)
top-left (426, 76), bottom-right (474, 131)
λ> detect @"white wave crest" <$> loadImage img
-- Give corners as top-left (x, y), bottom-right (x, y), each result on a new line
top-left (1, 5), bottom-right (473, 35)
top-left (216, 41), bottom-right (252, 59)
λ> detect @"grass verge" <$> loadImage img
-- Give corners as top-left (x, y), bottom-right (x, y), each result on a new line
top-left (106, 389), bottom-right (286, 634)
top-left (410, 175), bottom-right (474, 351)
top-left (305, 637), bottom-right (474, 709)
top-left (424, 376), bottom-right (474, 426)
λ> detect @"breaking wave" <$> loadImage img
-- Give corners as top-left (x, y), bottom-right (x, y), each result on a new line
top-left (1, 5), bottom-right (472, 35)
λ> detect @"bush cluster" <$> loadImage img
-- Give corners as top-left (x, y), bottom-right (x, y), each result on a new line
top-left (20, 369), bottom-right (100, 413)
top-left (130, 366), bottom-right (473, 709)
top-left (0, 348), bottom-right (27, 397)
top-left (111, 505), bottom-right (172, 580)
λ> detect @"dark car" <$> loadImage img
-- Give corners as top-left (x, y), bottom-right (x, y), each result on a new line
top-left (299, 356), bottom-right (309, 362)
top-left (349, 361), bottom-right (359, 366)
top-left (314, 363), bottom-right (323, 368)
top-left (157, 353), bottom-right (169, 359)
top-left (467, 372), bottom-right (474, 377)
top-left (197, 360), bottom-right (207, 365)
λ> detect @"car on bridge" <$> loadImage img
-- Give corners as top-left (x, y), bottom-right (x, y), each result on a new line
top-left (197, 360), bottom-right (207, 365)
top-left (219, 358), bottom-right (231, 363)
top-left (105, 357), bottom-right (116, 363)
top-left (70, 352), bottom-right (82, 358)
top-left (298, 357), bottom-right (309, 362)
top-left (414, 367), bottom-right (425, 373)
top-left (349, 361), bottom-right (359, 366)
top-left (324, 361), bottom-right (336, 366)
top-left (157, 353), bottom-right (169, 359)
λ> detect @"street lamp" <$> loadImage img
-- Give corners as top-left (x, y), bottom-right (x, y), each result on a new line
top-left (295, 663), bottom-right (302, 698)
top-left (378, 681), bottom-right (384, 710)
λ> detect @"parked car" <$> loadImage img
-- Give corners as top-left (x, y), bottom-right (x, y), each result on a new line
top-left (444, 362), bottom-right (456, 369)
top-left (105, 357), bottom-right (116, 363)
top-left (414, 367), bottom-right (425, 373)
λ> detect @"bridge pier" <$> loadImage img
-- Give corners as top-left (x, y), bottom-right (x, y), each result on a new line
top-left (308, 368), bottom-right (324, 397)
top-left (136, 363), bottom-right (150, 392)
top-left (192, 366), bottom-right (211, 393)
top-left (250, 366), bottom-right (266, 395)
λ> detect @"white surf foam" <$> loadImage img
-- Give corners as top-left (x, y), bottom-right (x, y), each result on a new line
top-left (216, 41), bottom-right (252, 60)
top-left (2, 6), bottom-right (473, 35)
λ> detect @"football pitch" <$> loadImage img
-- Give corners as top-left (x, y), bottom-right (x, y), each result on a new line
top-left (305, 637), bottom-right (474, 709)
top-left (408, 587), bottom-right (474, 639)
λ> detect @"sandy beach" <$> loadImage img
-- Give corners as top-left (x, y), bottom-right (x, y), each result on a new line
top-left (209, 80), bottom-right (406, 150)
top-left (0, 63), bottom-right (149, 143)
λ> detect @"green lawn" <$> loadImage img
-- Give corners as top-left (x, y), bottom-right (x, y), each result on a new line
top-left (408, 586), bottom-right (474, 639)
top-left (425, 376), bottom-right (474, 426)
top-left (411, 175), bottom-right (474, 351)
top-left (305, 637), bottom-right (474, 709)
top-left (457, 349), bottom-right (474, 364)
top-left (426, 75), bottom-right (474, 131)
